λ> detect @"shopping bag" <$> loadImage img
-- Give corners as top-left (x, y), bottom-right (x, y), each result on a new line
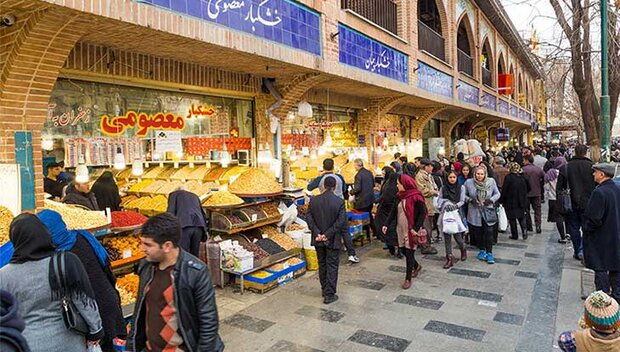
top-left (442, 210), bottom-right (466, 234)
top-left (498, 205), bottom-right (508, 232)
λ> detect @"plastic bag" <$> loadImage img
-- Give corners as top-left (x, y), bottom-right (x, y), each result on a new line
top-left (87, 344), bottom-right (103, 352)
top-left (277, 202), bottom-right (298, 227)
top-left (498, 205), bottom-right (508, 232)
top-left (442, 210), bottom-right (466, 234)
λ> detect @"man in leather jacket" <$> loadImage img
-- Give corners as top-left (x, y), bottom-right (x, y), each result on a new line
top-left (132, 213), bottom-right (224, 352)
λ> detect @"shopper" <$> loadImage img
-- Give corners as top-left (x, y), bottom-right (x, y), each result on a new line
top-left (43, 162), bottom-right (65, 200)
top-left (545, 157), bottom-right (569, 243)
top-left (0, 289), bottom-right (31, 352)
top-left (558, 291), bottom-right (620, 351)
top-left (350, 158), bottom-right (375, 250)
top-left (37, 210), bottom-right (126, 352)
top-left (306, 176), bottom-right (347, 304)
top-left (90, 171), bottom-right (121, 212)
top-left (167, 189), bottom-right (208, 257)
top-left (492, 156), bottom-right (510, 189)
top-left (583, 163), bottom-right (620, 303)
top-left (307, 158), bottom-right (348, 199)
top-left (453, 152), bottom-right (465, 175)
top-left (533, 148), bottom-right (548, 170)
top-left (464, 166), bottom-right (500, 264)
top-left (382, 174), bottom-right (426, 289)
top-left (500, 163), bottom-right (530, 240)
top-left (557, 144), bottom-right (596, 260)
top-left (437, 170), bottom-right (467, 269)
top-left (403, 162), bottom-right (417, 178)
top-left (63, 182), bottom-right (100, 211)
top-left (133, 213), bottom-right (224, 352)
top-left (0, 214), bottom-right (104, 352)
top-left (375, 166), bottom-right (400, 257)
top-left (415, 158), bottom-right (440, 247)
top-left (523, 155), bottom-right (545, 234)
top-left (458, 164), bottom-right (471, 186)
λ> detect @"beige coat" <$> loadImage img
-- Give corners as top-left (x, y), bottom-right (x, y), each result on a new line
top-left (415, 170), bottom-right (438, 215)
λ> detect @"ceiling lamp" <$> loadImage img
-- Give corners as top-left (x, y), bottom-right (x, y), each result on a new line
top-left (132, 158), bottom-right (144, 176)
top-left (42, 137), bottom-right (54, 151)
top-left (297, 101), bottom-right (313, 117)
top-left (75, 163), bottom-right (89, 184)
top-left (323, 130), bottom-right (333, 147)
top-left (113, 147), bottom-right (126, 170)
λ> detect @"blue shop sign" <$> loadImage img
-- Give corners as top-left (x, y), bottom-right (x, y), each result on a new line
top-left (338, 23), bottom-right (409, 83)
top-left (481, 91), bottom-right (496, 111)
top-left (138, 0), bottom-right (322, 55)
top-left (498, 100), bottom-right (509, 115)
top-left (458, 80), bottom-right (479, 105)
top-left (519, 109), bottom-right (525, 120)
top-left (510, 105), bottom-right (518, 118)
top-left (417, 61), bottom-right (453, 98)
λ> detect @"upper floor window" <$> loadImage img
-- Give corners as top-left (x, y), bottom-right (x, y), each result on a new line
top-left (457, 18), bottom-right (474, 77)
top-left (481, 39), bottom-right (493, 87)
top-left (341, 0), bottom-right (398, 35)
top-left (418, 0), bottom-right (446, 62)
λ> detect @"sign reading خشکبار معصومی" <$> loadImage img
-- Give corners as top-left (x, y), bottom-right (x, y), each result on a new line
top-left (100, 111), bottom-right (185, 137)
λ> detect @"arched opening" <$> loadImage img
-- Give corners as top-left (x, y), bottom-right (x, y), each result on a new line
top-left (481, 38), bottom-right (493, 87)
top-left (498, 53), bottom-right (506, 74)
top-left (518, 73), bottom-right (525, 106)
top-left (457, 16), bottom-right (474, 77)
top-left (509, 64), bottom-right (516, 100)
top-left (418, 0), bottom-right (446, 62)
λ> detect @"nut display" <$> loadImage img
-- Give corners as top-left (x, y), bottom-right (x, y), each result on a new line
top-left (236, 206), bottom-right (267, 222)
top-left (0, 206), bottom-right (14, 245)
top-left (267, 231), bottom-right (300, 251)
top-left (128, 179), bottom-right (154, 193)
top-left (229, 168), bottom-right (283, 195)
top-left (255, 238), bottom-right (285, 255)
top-left (188, 165), bottom-right (211, 180)
top-left (241, 242), bottom-right (269, 261)
top-left (103, 234), bottom-right (142, 258)
top-left (285, 223), bottom-right (306, 231)
top-left (44, 200), bottom-right (109, 230)
top-left (154, 181), bottom-right (184, 195)
top-left (124, 196), bottom-right (151, 210)
top-left (259, 202), bottom-right (280, 218)
top-left (203, 190), bottom-right (244, 207)
top-left (143, 166), bottom-right (167, 179)
top-left (140, 180), bottom-right (168, 193)
top-left (116, 273), bottom-right (139, 305)
top-left (111, 211), bottom-right (147, 229)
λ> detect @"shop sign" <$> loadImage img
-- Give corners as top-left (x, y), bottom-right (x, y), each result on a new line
top-left (100, 111), bottom-right (185, 137)
top-left (187, 104), bottom-right (217, 119)
top-left (496, 128), bottom-right (510, 142)
top-left (47, 104), bottom-right (91, 127)
top-left (338, 23), bottom-right (409, 83)
top-left (510, 105), bottom-right (518, 118)
top-left (481, 92), bottom-right (496, 111)
top-left (458, 80), bottom-right (479, 105)
top-left (498, 100), bottom-right (509, 115)
top-left (155, 131), bottom-right (183, 154)
top-left (139, 0), bottom-right (322, 56)
top-left (519, 109), bottom-right (525, 120)
top-left (304, 121), bottom-right (333, 129)
top-left (417, 61), bottom-right (453, 98)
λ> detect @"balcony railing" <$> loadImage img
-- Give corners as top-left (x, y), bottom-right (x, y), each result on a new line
top-left (458, 49), bottom-right (473, 76)
top-left (418, 20), bottom-right (445, 61)
top-left (482, 67), bottom-right (493, 87)
top-left (342, 0), bottom-right (398, 35)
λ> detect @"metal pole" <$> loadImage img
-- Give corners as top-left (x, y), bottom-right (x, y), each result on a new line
top-left (601, 0), bottom-right (610, 161)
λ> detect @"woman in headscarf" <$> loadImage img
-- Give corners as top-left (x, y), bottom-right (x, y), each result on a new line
top-left (545, 157), bottom-right (569, 243)
top-left (90, 171), bottom-right (121, 212)
top-left (0, 214), bottom-right (104, 352)
top-left (37, 210), bottom-right (126, 352)
top-left (402, 162), bottom-right (417, 179)
top-left (375, 166), bottom-right (400, 257)
top-left (500, 163), bottom-right (530, 241)
top-left (437, 170), bottom-right (467, 269)
top-left (463, 166), bottom-right (501, 264)
top-left (457, 164), bottom-right (471, 186)
top-left (382, 175), bottom-right (427, 289)
top-left (167, 188), bottom-right (208, 257)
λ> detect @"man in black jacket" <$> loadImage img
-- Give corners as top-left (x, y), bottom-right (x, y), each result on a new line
top-left (557, 144), bottom-right (595, 260)
top-left (307, 177), bottom-right (347, 304)
top-left (63, 182), bottom-right (100, 211)
top-left (133, 213), bottom-right (224, 352)
top-left (350, 158), bottom-right (375, 250)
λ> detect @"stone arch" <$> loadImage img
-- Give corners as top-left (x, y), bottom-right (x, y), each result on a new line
top-left (442, 112), bottom-right (475, 155)
top-left (481, 37), bottom-right (494, 87)
top-left (410, 106), bottom-right (448, 138)
top-left (272, 73), bottom-right (330, 122)
top-left (418, 0), bottom-right (451, 63)
top-left (456, 13), bottom-right (476, 77)
top-left (509, 64), bottom-right (516, 100)
top-left (498, 52), bottom-right (507, 74)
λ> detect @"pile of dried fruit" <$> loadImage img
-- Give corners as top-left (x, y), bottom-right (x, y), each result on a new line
top-left (0, 206), bottom-right (15, 245)
top-left (116, 273), bottom-right (139, 305)
top-left (128, 179), bottom-right (154, 193)
top-left (255, 238), bottom-right (285, 255)
top-left (111, 211), bottom-right (147, 229)
top-left (259, 202), bottom-right (280, 217)
top-left (103, 234), bottom-right (142, 258)
top-left (44, 200), bottom-right (109, 230)
top-left (229, 169), bottom-right (283, 195)
top-left (267, 232), bottom-right (299, 251)
top-left (241, 242), bottom-right (269, 261)
top-left (285, 223), bottom-right (306, 231)
top-left (204, 190), bottom-right (244, 207)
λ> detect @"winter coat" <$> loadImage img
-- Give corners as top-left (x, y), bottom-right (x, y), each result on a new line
top-left (463, 178), bottom-right (500, 227)
top-left (63, 185), bottom-right (99, 211)
top-left (351, 168), bottom-right (375, 209)
top-left (557, 156), bottom-right (596, 210)
top-left (583, 179), bottom-right (620, 271)
top-left (523, 164), bottom-right (545, 197)
top-left (500, 173), bottom-right (530, 219)
top-left (375, 174), bottom-right (399, 247)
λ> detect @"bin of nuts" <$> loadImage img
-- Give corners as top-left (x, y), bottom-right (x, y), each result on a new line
top-left (0, 206), bottom-right (15, 245)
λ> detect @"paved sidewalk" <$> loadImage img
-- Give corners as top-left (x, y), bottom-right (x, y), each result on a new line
top-left (216, 217), bottom-right (587, 352)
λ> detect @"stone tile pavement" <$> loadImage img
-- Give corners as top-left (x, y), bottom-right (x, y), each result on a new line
top-left (215, 214), bottom-right (593, 352)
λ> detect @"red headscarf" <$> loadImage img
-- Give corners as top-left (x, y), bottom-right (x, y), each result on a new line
top-left (397, 174), bottom-right (426, 247)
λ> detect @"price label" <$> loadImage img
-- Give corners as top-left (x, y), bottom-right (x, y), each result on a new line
top-left (122, 249), bottom-right (132, 259)
top-left (173, 162), bottom-right (179, 169)
top-left (251, 214), bottom-right (258, 222)
top-left (229, 174), bottom-right (239, 184)
top-left (262, 234), bottom-right (268, 239)
top-left (159, 162), bottom-right (164, 168)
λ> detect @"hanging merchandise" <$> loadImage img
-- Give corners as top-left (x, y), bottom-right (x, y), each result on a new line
top-left (113, 147), bottom-right (126, 170)
top-left (75, 163), bottom-right (89, 183)
top-left (297, 101), bottom-right (313, 117)
top-left (131, 158), bottom-right (144, 176)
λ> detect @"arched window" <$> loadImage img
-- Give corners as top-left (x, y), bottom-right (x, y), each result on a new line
top-left (509, 65), bottom-right (516, 100)
top-left (418, 0), bottom-right (446, 61)
top-left (457, 17), bottom-right (474, 77)
top-left (481, 39), bottom-right (493, 87)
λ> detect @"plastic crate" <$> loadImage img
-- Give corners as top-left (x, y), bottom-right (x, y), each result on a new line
top-left (348, 211), bottom-right (370, 221)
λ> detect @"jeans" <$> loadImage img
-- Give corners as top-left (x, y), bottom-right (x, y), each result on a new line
top-left (316, 246), bottom-right (340, 297)
top-left (594, 271), bottom-right (620, 303)
top-left (180, 226), bottom-right (204, 257)
top-left (443, 232), bottom-right (465, 256)
top-left (342, 231), bottom-right (356, 256)
top-left (400, 247), bottom-right (418, 281)
top-left (565, 208), bottom-right (586, 257)
top-left (470, 221), bottom-right (495, 253)
top-left (509, 218), bottom-right (527, 239)
top-left (526, 196), bottom-right (542, 230)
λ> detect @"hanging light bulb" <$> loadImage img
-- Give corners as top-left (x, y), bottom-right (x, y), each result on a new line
top-left (75, 164), bottom-right (89, 183)
top-left (132, 158), bottom-right (144, 176)
top-left (113, 147), bottom-right (126, 170)
top-left (323, 130), bottom-right (333, 147)
top-left (287, 111), bottom-right (296, 120)
top-left (301, 147), bottom-right (310, 156)
top-left (382, 135), bottom-right (389, 147)
top-left (220, 141), bottom-right (230, 167)
top-left (42, 137), bottom-right (54, 151)
top-left (297, 101), bottom-right (313, 117)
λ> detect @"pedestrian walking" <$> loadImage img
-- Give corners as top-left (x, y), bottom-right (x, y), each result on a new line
top-left (500, 163), bottom-right (530, 240)
top-left (0, 289), bottom-right (30, 352)
top-left (492, 157), bottom-right (510, 189)
top-left (533, 148), bottom-right (548, 170)
top-left (382, 174), bottom-right (426, 289)
top-left (90, 171), bottom-right (121, 212)
top-left (545, 157), bottom-right (569, 243)
top-left (350, 158), bottom-right (375, 253)
top-left (464, 166), bottom-right (500, 264)
top-left (523, 155), bottom-right (545, 233)
top-left (416, 158), bottom-right (441, 249)
top-left (375, 166), bottom-right (400, 258)
top-left (583, 163), bottom-right (620, 303)
top-left (306, 176), bottom-right (348, 304)
top-left (132, 213), bottom-right (224, 352)
top-left (167, 189), bottom-right (209, 257)
top-left (558, 291), bottom-right (620, 351)
top-left (437, 171), bottom-right (467, 269)
top-left (557, 144), bottom-right (596, 261)
top-left (457, 164), bottom-right (471, 186)
top-left (0, 214), bottom-right (104, 352)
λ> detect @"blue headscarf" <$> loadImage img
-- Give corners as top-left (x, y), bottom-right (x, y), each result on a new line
top-left (37, 209), bottom-right (109, 268)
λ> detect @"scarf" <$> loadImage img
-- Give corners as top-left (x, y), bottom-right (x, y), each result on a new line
top-left (390, 161), bottom-right (402, 174)
top-left (508, 162), bottom-right (523, 174)
top-left (37, 209), bottom-right (109, 268)
top-left (8, 214), bottom-right (55, 264)
top-left (473, 167), bottom-right (489, 204)
top-left (90, 171), bottom-right (121, 211)
top-left (442, 181), bottom-right (461, 203)
top-left (380, 167), bottom-right (398, 206)
top-left (545, 157), bottom-right (567, 183)
top-left (397, 175), bottom-right (425, 248)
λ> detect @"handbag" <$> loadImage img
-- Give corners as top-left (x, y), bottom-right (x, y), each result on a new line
top-left (52, 251), bottom-right (89, 335)
top-left (557, 166), bottom-right (573, 214)
top-left (481, 206), bottom-right (499, 225)
top-left (414, 228), bottom-right (428, 245)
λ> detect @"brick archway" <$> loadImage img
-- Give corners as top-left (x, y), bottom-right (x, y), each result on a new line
top-left (410, 106), bottom-right (448, 138)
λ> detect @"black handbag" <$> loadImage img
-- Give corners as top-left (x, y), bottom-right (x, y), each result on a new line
top-left (52, 251), bottom-right (89, 335)
top-left (557, 167), bottom-right (573, 214)
top-left (481, 206), bottom-right (499, 225)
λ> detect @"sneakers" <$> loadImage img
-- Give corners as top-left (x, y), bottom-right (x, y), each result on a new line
top-left (486, 253), bottom-right (495, 264)
top-left (323, 294), bottom-right (339, 304)
top-left (348, 255), bottom-right (360, 264)
top-left (477, 250), bottom-right (487, 261)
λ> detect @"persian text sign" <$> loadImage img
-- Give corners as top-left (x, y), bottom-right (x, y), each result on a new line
top-left (510, 105), bottom-right (518, 118)
top-left (417, 61), bottom-right (453, 98)
top-left (338, 23), bottom-right (409, 83)
top-left (187, 104), bottom-right (217, 119)
top-left (100, 111), bottom-right (185, 137)
top-left (47, 104), bottom-right (91, 127)
top-left (498, 100), bottom-right (509, 115)
top-left (139, 0), bottom-right (321, 55)
top-left (458, 80), bottom-right (479, 105)
top-left (481, 91), bottom-right (496, 111)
